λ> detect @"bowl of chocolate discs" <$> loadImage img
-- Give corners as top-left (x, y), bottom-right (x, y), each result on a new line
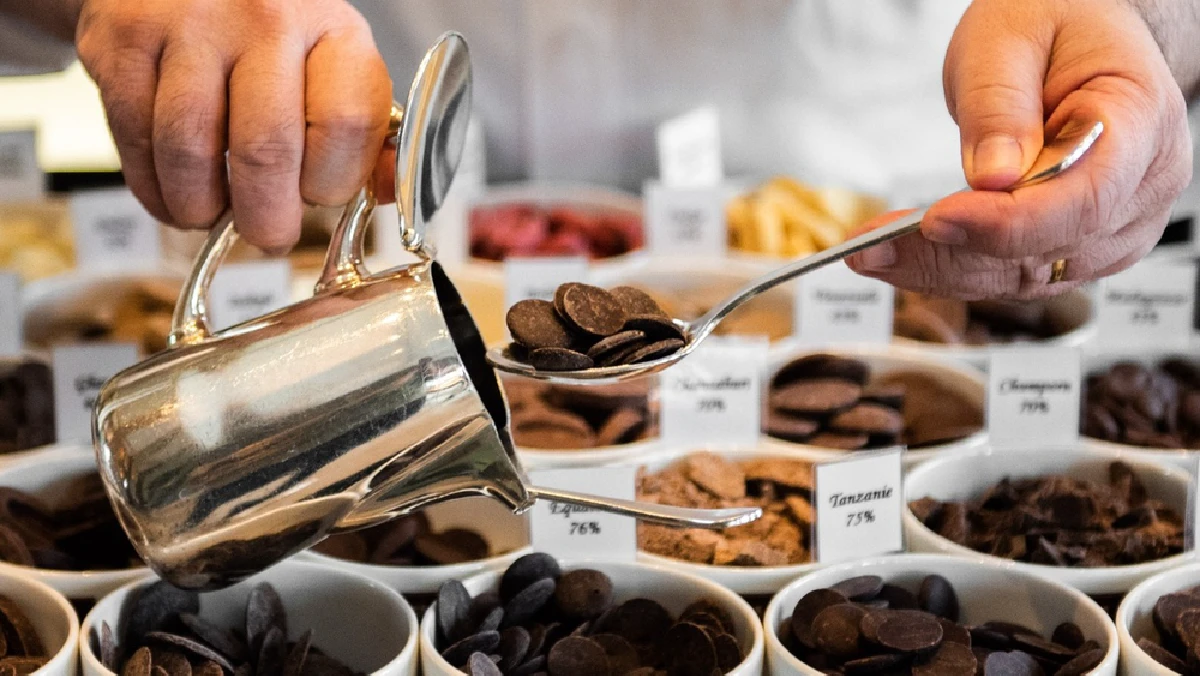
top-left (1117, 561), bottom-right (1200, 675)
top-left (904, 446), bottom-right (1191, 596)
top-left (761, 346), bottom-right (987, 464)
top-left (764, 553), bottom-right (1118, 676)
top-left (0, 446), bottom-right (150, 602)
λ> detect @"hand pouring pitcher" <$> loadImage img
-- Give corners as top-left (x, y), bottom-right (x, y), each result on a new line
top-left (93, 33), bottom-right (760, 590)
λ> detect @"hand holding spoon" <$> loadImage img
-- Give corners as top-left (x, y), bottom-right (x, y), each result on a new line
top-left (487, 121), bottom-right (1104, 384)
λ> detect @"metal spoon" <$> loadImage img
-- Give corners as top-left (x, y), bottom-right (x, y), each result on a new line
top-left (488, 120), bottom-right (1104, 384)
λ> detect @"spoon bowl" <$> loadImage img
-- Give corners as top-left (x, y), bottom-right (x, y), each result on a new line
top-left (487, 121), bottom-right (1105, 384)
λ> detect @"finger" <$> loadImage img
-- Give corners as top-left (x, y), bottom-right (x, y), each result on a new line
top-left (1058, 209), bottom-right (1170, 282)
top-left (80, 30), bottom-right (171, 222)
top-left (227, 42), bottom-right (306, 252)
top-left (300, 23), bottom-right (392, 206)
top-left (942, 2), bottom-right (1053, 190)
top-left (372, 144), bottom-right (397, 203)
top-left (152, 39), bottom-right (230, 227)
top-left (922, 104), bottom-right (1150, 259)
top-left (847, 230), bottom-right (1021, 300)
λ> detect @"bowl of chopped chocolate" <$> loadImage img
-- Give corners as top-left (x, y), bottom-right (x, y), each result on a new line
top-left (891, 290), bottom-right (1094, 367)
top-left (0, 447), bottom-right (149, 600)
top-left (1116, 561), bottom-right (1200, 675)
top-left (764, 553), bottom-right (1118, 676)
top-left (505, 377), bottom-right (664, 468)
top-left (630, 448), bottom-right (819, 595)
top-left (1081, 355), bottom-right (1200, 460)
top-left (904, 447), bottom-right (1191, 595)
top-left (419, 552), bottom-right (764, 676)
top-left (306, 497), bottom-right (531, 597)
top-left (762, 347), bottom-right (986, 463)
top-left (81, 559), bottom-right (419, 676)
top-left (0, 567), bottom-right (81, 676)
top-left (467, 183), bottom-right (645, 266)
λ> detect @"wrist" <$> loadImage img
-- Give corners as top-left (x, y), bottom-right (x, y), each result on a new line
top-left (1123, 0), bottom-right (1200, 101)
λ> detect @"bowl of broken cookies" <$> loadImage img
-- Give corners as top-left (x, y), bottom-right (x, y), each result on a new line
top-left (305, 496), bottom-right (532, 605)
top-left (624, 447), bottom-right (821, 598)
top-left (904, 444), bottom-right (1192, 597)
top-left (80, 558), bottom-right (419, 676)
top-left (0, 446), bottom-right (150, 605)
top-left (764, 553), bottom-right (1118, 676)
top-left (760, 346), bottom-right (987, 465)
top-left (504, 375), bottom-right (666, 469)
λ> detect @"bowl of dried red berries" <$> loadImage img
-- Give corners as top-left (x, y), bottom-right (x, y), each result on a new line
top-left (904, 446), bottom-right (1191, 595)
top-left (761, 347), bottom-right (986, 464)
top-left (467, 183), bottom-right (644, 266)
top-left (419, 552), bottom-right (764, 676)
top-left (764, 553), bottom-right (1118, 676)
top-left (630, 448), bottom-right (821, 597)
top-left (0, 446), bottom-right (149, 600)
top-left (1117, 561), bottom-right (1200, 675)
top-left (81, 559), bottom-right (418, 676)
top-left (0, 567), bottom-right (80, 676)
top-left (305, 497), bottom-right (531, 598)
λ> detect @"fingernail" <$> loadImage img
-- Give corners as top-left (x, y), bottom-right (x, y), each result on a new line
top-left (854, 241), bottom-right (896, 271)
top-left (972, 134), bottom-right (1023, 179)
top-left (924, 218), bottom-right (969, 245)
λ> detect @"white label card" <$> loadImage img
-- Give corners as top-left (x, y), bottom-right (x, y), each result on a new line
top-left (795, 262), bottom-right (895, 346)
top-left (503, 257), bottom-right (589, 308)
top-left (644, 180), bottom-right (727, 259)
top-left (52, 343), bottom-right (139, 443)
top-left (814, 448), bottom-right (904, 564)
top-left (70, 188), bottom-right (161, 270)
top-left (528, 466), bottom-right (637, 562)
top-left (0, 273), bottom-right (19, 357)
top-left (987, 347), bottom-right (1082, 450)
top-left (1096, 260), bottom-right (1196, 350)
top-left (208, 260), bottom-right (292, 331)
top-left (0, 129), bottom-right (41, 202)
top-left (660, 336), bottom-right (767, 447)
top-left (656, 106), bottom-right (723, 188)
top-left (1190, 453), bottom-right (1200, 552)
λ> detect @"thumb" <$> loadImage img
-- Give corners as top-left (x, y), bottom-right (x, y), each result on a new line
top-left (943, 3), bottom-right (1053, 191)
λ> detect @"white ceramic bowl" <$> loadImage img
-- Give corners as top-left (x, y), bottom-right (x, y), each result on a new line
top-left (0, 446), bottom-right (150, 599)
top-left (1117, 560), bottom-right (1200, 675)
top-left (0, 568), bottom-right (80, 676)
top-left (518, 437), bottom-right (667, 470)
top-left (1079, 351), bottom-right (1199, 468)
top-left (420, 559), bottom-right (765, 676)
top-left (762, 344), bottom-right (988, 465)
top-left (904, 445), bottom-right (1192, 595)
top-left (892, 289), bottom-right (1096, 368)
top-left (306, 496), bottom-right (531, 595)
top-left (763, 553), bottom-right (1119, 676)
top-left (80, 559), bottom-right (418, 676)
top-left (621, 445), bottom-right (822, 595)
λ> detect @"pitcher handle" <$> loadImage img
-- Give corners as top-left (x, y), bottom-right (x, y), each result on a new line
top-left (168, 105), bottom-right (404, 346)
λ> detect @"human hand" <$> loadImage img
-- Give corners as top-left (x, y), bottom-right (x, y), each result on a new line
top-left (75, 0), bottom-right (394, 252)
top-left (846, 0), bottom-right (1193, 299)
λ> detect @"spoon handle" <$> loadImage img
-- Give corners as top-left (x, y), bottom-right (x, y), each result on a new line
top-left (527, 486), bottom-right (763, 529)
top-left (692, 212), bottom-right (924, 338)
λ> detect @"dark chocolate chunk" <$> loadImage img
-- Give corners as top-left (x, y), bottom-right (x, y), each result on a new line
top-left (812, 604), bottom-right (866, 658)
top-left (467, 651), bottom-right (502, 676)
top-left (790, 588), bottom-right (849, 648)
top-left (1049, 623), bottom-right (1084, 652)
top-left (1137, 636), bottom-right (1187, 672)
top-left (442, 631), bottom-right (502, 668)
top-left (876, 612), bottom-right (944, 653)
top-left (919, 575), bottom-right (959, 622)
top-left (609, 287), bottom-right (668, 318)
top-left (438, 580), bottom-right (473, 645)
top-left (144, 633), bottom-right (235, 674)
top-left (507, 300), bottom-right (574, 350)
top-left (832, 575), bottom-right (884, 602)
top-left (1053, 648), bottom-right (1104, 676)
top-left (585, 331), bottom-right (647, 361)
top-left (497, 627), bottom-right (530, 672)
top-left (662, 622), bottom-right (716, 676)
top-left (553, 569), bottom-right (613, 621)
top-left (502, 578), bottom-right (557, 629)
top-left (623, 338), bottom-right (686, 364)
top-left (527, 348), bottom-right (594, 371)
top-left (557, 284), bottom-right (627, 337)
top-left (623, 315), bottom-right (686, 342)
top-left (546, 636), bottom-right (608, 676)
top-left (126, 583), bottom-right (201, 649)
top-left (913, 641), bottom-right (977, 676)
top-left (982, 651), bottom-right (1042, 676)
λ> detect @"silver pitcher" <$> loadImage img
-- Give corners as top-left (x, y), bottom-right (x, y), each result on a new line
top-left (93, 33), bottom-right (759, 590)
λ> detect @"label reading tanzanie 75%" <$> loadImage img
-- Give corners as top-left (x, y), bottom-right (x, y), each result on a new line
top-left (1096, 258), bottom-right (1196, 350)
top-left (528, 466), bottom-right (637, 562)
top-left (795, 261), bottom-right (895, 346)
top-left (660, 336), bottom-right (767, 447)
top-left (987, 346), bottom-right (1082, 450)
top-left (814, 448), bottom-right (904, 564)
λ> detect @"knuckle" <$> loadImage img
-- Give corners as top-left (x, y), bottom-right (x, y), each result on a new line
top-left (229, 130), bottom-right (302, 174)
